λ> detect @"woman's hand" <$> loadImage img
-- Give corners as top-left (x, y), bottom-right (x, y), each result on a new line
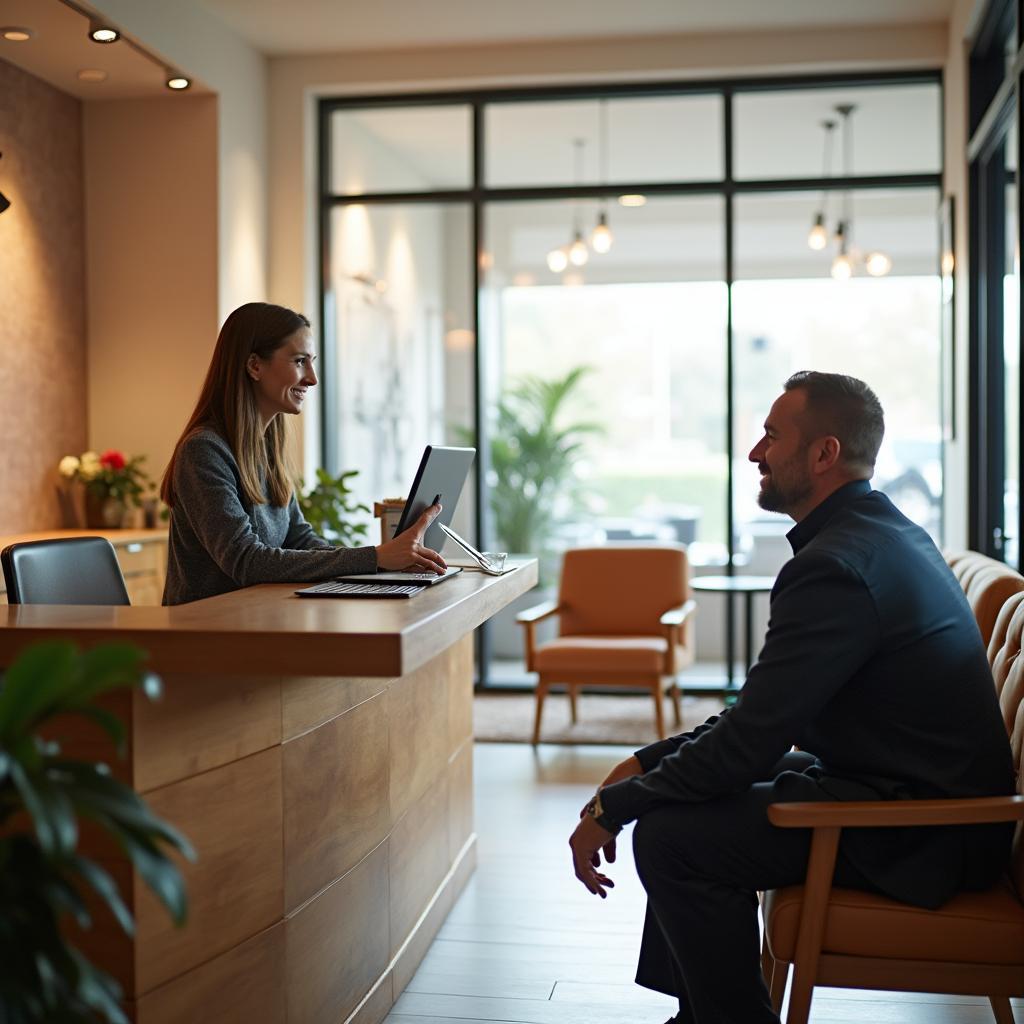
top-left (376, 503), bottom-right (448, 574)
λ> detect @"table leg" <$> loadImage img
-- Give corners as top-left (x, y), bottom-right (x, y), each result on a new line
top-left (725, 589), bottom-right (736, 689)
top-left (744, 590), bottom-right (755, 677)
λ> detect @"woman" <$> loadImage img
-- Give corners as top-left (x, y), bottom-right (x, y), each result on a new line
top-left (160, 301), bottom-right (445, 604)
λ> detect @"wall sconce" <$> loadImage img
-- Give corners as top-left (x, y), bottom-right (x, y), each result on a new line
top-left (0, 152), bottom-right (10, 215)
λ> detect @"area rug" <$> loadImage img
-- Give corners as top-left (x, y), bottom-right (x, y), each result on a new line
top-left (474, 692), bottom-right (727, 746)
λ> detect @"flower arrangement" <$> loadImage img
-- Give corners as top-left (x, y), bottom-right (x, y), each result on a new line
top-left (58, 450), bottom-right (152, 528)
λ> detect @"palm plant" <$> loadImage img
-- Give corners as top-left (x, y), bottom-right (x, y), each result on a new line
top-left (477, 367), bottom-right (602, 569)
top-left (0, 641), bottom-right (194, 1024)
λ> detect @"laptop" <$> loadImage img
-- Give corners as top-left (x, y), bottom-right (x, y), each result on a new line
top-left (295, 445), bottom-right (475, 598)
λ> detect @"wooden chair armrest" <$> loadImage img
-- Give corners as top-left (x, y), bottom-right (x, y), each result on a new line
top-left (660, 599), bottom-right (697, 628)
top-left (661, 600), bottom-right (696, 675)
top-left (768, 794), bottom-right (1024, 829)
top-left (765, 794), bottom-right (1024, 1014)
top-left (515, 600), bottom-right (562, 625)
top-left (516, 600), bottom-right (561, 672)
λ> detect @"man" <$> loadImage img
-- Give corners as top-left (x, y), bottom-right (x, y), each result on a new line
top-left (568, 371), bottom-right (1014, 1024)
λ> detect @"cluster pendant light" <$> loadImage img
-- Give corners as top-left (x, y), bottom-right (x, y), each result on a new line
top-left (806, 104), bottom-right (891, 279)
top-left (546, 100), bottom-right (616, 274)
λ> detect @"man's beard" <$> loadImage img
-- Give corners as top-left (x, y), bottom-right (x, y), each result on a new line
top-left (756, 462), bottom-right (813, 514)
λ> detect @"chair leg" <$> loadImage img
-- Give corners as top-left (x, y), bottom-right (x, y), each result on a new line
top-left (669, 678), bottom-right (682, 726)
top-left (568, 684), bottom-right (578, 724)
top-left (989, 996), bottom-right (1016, 1024)
top-left (532, 681), bottom-right (549, 745)
top-left (785, 967), bottom-right (813, 1024)
top-left (768, 957), bottom-right (788, 1014)
top-left (651, 680), bottom-right (666, 738)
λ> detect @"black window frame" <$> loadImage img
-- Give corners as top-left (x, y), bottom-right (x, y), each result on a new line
top-left (318, 69), bottom-right (945, 687)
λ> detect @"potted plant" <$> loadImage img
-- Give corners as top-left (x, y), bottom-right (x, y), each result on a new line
top-left (478, 366), bottom-right (601, 571)
top-left (462, 366), bottom-right (602, 657)
top-left (0, 640), bottom-right (194, 1023)
top-left (299, 468), bottom-right (371, 546)
top-left (58, 450), bottom-right (153, 529)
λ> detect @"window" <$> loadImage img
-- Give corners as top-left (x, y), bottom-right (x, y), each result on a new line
top-left (320, 74), bottom-right (945, 686)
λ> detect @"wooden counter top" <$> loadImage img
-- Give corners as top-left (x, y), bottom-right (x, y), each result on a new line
top-left (0, 559), bottom-right (537, 677)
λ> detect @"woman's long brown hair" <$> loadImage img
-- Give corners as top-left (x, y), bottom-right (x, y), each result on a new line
top-left (161, 302), bottom-right (311, 509)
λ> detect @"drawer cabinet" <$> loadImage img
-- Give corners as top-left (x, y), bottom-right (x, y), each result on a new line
top-left (0, 529), bottom-right (168, 607)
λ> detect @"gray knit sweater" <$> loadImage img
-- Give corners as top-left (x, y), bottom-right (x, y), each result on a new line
top-left (163, 428), bottom-right (378, 605)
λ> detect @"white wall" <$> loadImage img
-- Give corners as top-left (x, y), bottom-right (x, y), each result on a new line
top-left (91, 0), bottom-right (268, 318)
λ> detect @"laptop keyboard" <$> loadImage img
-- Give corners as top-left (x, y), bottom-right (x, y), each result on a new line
top-left (296, 581), bottom-right (426, 598)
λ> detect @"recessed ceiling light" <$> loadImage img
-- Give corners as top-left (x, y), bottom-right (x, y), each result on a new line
top-left (77, 68), bottom-right (108, 83)
top-left (618, 194), bottom-right (647, 208)
top-left (1, 27), bottom-right (33, 42)
top-left (166, 73), bottom-right (191, 91)
top-left (88, 20), bottom-right (119, 44)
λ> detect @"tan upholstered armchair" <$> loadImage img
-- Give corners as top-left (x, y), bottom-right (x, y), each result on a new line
top-left (761, 586), bottom-right (1024, 1024)
top-left (516, 544), bottom-right (695, 744)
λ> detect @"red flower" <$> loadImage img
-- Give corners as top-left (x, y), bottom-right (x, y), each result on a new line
top-left (99, 449), bottom-right (126, 471)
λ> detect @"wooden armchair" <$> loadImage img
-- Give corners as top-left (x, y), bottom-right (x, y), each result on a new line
top-left (516, 544), bottom-right (695, 744)
top-left (761, 585), bottom-right (1024, 1024)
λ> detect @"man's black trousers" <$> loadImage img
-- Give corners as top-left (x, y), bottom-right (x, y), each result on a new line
top-left (630, 752), bottom-right (874, 1024)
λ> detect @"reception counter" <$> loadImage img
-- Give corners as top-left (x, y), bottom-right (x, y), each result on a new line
top-left (0, 560), bottom-right (537, 1023)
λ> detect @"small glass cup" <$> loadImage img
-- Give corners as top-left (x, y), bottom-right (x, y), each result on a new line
top-left (480, 551), bottom-right (507, 572)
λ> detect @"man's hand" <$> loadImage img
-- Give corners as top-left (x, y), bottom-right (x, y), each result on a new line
top-left (376, 503), bottom-right (447, 574)
top-left (569, 814), bottom-right (617, 898)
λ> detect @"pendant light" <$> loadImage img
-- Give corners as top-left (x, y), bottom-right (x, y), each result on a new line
top-left (590, 99), bottom-right (614, 254)
top-left (807, 120), bottom-right (835, 251)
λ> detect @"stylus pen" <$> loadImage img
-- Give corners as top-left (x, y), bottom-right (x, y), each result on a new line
top-left (432, 493), bottom-right (442, 506)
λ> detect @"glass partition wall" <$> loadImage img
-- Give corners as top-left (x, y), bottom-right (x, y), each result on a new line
top-left (320, 73), bottom-right (944, 688)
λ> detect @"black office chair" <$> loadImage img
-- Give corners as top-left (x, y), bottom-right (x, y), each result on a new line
top-left (1, 537), bottom-right (131, 605)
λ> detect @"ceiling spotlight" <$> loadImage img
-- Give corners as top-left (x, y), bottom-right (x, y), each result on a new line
top-left (77, 68), bottom-right (108, 83)
top-left (618, 194), bottom-right (647, 207)
top-left (166, 73), bottom-right (191, 91)
top-left (88, 20), bottom-right (119, 44)
top-left (1, 27), bottom-right (33, 41)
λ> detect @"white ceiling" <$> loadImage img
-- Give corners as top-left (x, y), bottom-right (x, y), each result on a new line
top-left (193, 0), bottom-right (954, 57)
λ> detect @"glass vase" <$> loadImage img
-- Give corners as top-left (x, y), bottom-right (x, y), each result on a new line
top-left (84, 490), bottom-right (126, 529)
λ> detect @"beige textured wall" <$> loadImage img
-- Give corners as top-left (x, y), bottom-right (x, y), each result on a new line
top-left (83, 96), bottom-right (219, 488)
top-left (0, 58), bottom-right (87, 533)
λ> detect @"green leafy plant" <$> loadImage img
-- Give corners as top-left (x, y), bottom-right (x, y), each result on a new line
top-left (0, 641), bottom-right (194, 1024)
top-left (299, 468), bottom-right (371, 546)
top-left (461, 366), bottom-right (602, 573)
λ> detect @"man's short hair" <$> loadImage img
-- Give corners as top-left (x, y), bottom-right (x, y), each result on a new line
top-left (783, 371), bottom-right (885, 473)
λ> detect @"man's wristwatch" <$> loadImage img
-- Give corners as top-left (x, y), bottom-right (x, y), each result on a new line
top-left (585, 789), bottom-right (623, 835)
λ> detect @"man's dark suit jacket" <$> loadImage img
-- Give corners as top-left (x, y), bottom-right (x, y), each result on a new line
top-left (599, 479), bottom-right (1015, 907)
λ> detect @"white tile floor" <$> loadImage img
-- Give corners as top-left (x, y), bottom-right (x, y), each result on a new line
top-left (385, 743), bottom-right (1022, 1024)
